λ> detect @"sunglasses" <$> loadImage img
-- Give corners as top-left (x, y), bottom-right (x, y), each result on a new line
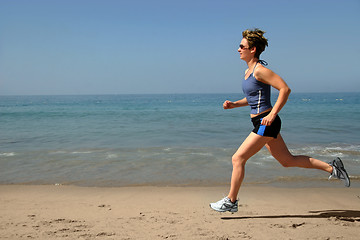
top-left (239, 44), bottom-right (250, 50)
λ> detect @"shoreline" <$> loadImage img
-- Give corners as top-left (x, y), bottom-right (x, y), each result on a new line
top-left (2, 174), bottom-right (358, 188)
top-left (1, 185), bottom-right (359, 239)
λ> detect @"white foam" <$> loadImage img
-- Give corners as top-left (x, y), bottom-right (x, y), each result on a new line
top-left (71, 151), bottom-right (93, 154)
top-left (50, 150), bottom-right (67, 154)
top-left (106, 154), bottom-right (118, 159)
top-left (0, 152), bottom-right (16, 157)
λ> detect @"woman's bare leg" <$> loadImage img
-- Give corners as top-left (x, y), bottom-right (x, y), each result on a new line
top-left (228, 132), bottom-right (273, 202)
top-left (265, 134), bottom-right (333, 173)
top-left (227, 133), bottom-right (333, 203)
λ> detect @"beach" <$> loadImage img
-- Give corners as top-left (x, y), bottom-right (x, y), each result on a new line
top-left (1, 93), bottom-right (359, 239)
top-left (1, 185), bottom-right (359, 239)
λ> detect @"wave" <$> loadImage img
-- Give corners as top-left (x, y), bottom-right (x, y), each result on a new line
top-left (0, 152), bottom-right (16, 157)
top-left (0, 144), bottom-right (359, 188)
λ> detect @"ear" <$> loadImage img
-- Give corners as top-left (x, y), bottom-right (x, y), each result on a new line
top-left (250, 46), bottom-right (257, 55)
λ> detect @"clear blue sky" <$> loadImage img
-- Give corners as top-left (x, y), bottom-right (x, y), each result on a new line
top-left (1, 0), bottom-right (359, 95)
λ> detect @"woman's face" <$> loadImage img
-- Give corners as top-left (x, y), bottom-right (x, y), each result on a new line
top-left (238, 38), bottom-right (252, 60)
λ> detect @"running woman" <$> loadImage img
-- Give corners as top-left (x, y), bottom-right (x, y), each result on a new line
top-left (210, 28), bottom-right (350, 213)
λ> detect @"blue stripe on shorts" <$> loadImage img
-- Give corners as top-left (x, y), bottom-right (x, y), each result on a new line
top-left (257, 118), bottom-right (266, 136)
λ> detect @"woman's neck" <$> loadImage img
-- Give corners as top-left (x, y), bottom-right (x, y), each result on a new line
top-left (246, 58), bottom-right (259, 72)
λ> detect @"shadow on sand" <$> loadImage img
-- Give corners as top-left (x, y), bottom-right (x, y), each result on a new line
top-left (221, 210), bottom-right (360, 222)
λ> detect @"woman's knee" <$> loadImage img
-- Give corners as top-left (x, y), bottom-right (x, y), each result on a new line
top-left (232, 154), bottom-right (247, 167)
top-left (279, 160), bottom-right (292, 168)
top-left (277, 155), bottom-right (296, 168)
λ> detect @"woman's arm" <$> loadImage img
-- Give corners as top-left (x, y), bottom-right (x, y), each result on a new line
top-left (255, 66), bottom-right (291, 126)
top-left (223, 97), bottom-right (249, 109)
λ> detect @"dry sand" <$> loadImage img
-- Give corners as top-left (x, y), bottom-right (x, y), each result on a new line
top-left (1, 185), bottom-right (359, 239)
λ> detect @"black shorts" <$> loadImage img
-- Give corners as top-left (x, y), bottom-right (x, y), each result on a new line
top-left (251, 112), bottom-right (281, 138)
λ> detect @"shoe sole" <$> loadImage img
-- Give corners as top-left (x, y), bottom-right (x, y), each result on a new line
top-left (335, 157), bottom-right (350, 187)
top-left (209, 204), bottom-right (238, 213)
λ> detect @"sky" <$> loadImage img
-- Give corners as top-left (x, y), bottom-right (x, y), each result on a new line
top-left (0, 0), bottom-right (359, 95)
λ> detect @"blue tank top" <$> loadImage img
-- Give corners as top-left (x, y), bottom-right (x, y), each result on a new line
top-left (242, 62), bottom-right (272, 114)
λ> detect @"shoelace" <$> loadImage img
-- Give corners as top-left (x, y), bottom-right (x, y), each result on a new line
top-left (328, 167), bottom-right (336, 180)
top-left (328, 165), bottom-right (345, 180)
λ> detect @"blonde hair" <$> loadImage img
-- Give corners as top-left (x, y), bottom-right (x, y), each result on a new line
top-left (242, 28), bottom-right (268, 58)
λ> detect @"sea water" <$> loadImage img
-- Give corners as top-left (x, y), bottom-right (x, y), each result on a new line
top-left (0, 93), bottom-right (359, 187)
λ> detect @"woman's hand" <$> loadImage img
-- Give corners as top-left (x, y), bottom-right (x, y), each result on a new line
top-left (261, 113), bottom-right (276, 126)
top-left (223, 100), bottom-right (234, 109)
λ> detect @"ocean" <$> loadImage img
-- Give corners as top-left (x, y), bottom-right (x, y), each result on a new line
top-left (1, 93), bottom-right (359, 188)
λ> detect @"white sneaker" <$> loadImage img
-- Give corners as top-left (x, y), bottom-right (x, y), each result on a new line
top-left (210, 197), bottom-right (238, 213)
top-left (328, 157), bottom-right (350, 187)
